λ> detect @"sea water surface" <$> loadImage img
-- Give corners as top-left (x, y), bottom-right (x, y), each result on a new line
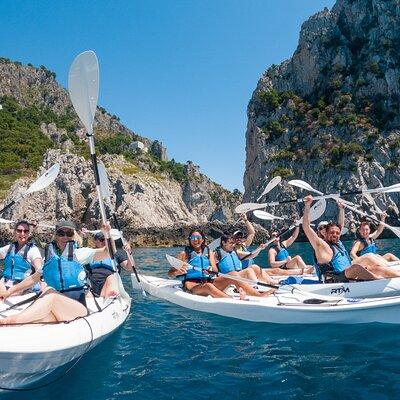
top-left (2, 240), bottom-right (400, 400)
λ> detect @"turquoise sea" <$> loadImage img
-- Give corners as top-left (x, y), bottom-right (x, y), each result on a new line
top-left (2, 240), bottom-right (400, 400)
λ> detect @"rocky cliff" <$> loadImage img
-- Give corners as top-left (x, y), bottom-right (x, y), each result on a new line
top-left (245, 0), bottom-right (400, 230)
top-left (0, 58), bottom-right (242, 244)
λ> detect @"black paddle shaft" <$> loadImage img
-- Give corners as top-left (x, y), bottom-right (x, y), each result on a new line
top-left (0, 200), bottom-right (15, 216)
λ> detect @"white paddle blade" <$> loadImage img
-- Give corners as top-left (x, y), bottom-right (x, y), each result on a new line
top-left (68, 50), bottom-right (99, 134)
top-left (26, 163), bottom-right (60, 195)
top-left (98, 162), bottom-right (112, 203)
top-left (235, 202), bottom-right (266, 214)
top-left (256, 176), bottom-right (281, 201)
top-left (376, 183), bottom-right (400, 194)
top-left (253, 210), bottom-right (283, 221)
top-left (208, 237), bottom-right (221, 251)
top-left (388, 226), bottom-right (400, 239)
top-left (341, 227), bottom-right (349, 235)
top-left (0, 218), bottom-right (14, 224)
top-left (166, 254), bottom-right (184, 269)
top-left (288, 179), bottom-right (324, 195)
top-left (309, 199), bottom-right (327, 222)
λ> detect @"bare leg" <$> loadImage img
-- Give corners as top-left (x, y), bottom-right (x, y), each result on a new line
top-left (184, 281), bottom-right (230, 298)
top-left (383, 253), bottom-right (400, 262)
top-left (246, 265), bottom-right (279, 285)
top-left (364, 265), bottom-right (400, 279)
top-left (100, 274), bottom-right (119, 298)
top-left (264, 268), bottom-right (305, 276)
top-left (0, 291), bottom-right (87, 324)
top-left (214, 272), bottom-right (274, 297)
top-left (285, 255), bottom-right (307, 270)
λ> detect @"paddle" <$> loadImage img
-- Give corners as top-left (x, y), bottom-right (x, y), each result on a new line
top-left (289, 180), bottom-right (400, 238)
top-left (166, 254), bottom-right (279, 289)
top-left (263, 199), bottom-right (326, 246)
top-left (253, 210), bottom-right (284, 221)
top-left (0, 163), bottom-right (60, 215)
top-left (68, 50), bottom-right (129, 300)
top-left (98, 161), bottom-right (146, 297)
top-left (236, 181), bottom-right (400, 212)
top-left (256, 176), bottom-right (281, 201)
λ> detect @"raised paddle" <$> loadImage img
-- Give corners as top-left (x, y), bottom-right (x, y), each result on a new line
top-left (68, 50), bottom-right (129, 300)
top-left (0, 163), bottom-right (60, 215)
top-left (236, 182), bottom-right (400, 212)
top-left (289, 180), bottom-right (400, 238)
top-left (98, 161), bottom-right (146, 297)
top-left (165, 254), bottom-right (279, 289)
top-left (256, 176), bottom-right (281, 201)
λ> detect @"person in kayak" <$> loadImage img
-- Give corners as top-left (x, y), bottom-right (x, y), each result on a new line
top-left (303, 195), bottom-right (400, 283)
top-left (214, 234), bottom-right (276, 297)
top-left (0, 220), bottom-right (42, 299)
top-left (168, 230), bottom-right (244, 298)
top-left (268, 227), bottom-right (311, 272)
top-left (85, 231), bottom-right (134, 298)
top-left (350, 216), bottom-right (399, 262)
top-left (0, 220), bottom-right (113, 325)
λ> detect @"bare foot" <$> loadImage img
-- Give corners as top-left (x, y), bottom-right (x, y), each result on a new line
top-left (261, 288), bottom-right (276, 297)
top-left (238, 287), bottom-right (247, 301)
top-left (304, 267), bottom-right (315, 274)
top-left (0, 316), bottom-right (18, 325)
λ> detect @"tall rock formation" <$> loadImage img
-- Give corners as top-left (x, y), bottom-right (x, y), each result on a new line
top-left (245, 0), bottom-right (400, 227)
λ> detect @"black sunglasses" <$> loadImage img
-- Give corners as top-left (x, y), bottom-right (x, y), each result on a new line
top-left (56, 229), bottom-right (74, 238)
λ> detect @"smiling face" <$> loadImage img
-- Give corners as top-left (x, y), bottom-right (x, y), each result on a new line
top-left (188, 231), bottom-right (204, 250)
top-left (14, 223), bottom-right (30, 246)
top-left (359, 223), bottom-right (371, 239)
top-left (318, 225), bottom-right (327, 239)
top-left (55, 228), bottom-right (75, 249)
top-left (326, 225), bottom-right (341, 244)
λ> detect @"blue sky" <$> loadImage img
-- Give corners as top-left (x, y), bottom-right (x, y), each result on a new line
top-left (1, 0), bottom-right (335, 191)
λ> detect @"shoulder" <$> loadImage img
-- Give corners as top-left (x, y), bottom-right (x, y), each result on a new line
top-left (27, 244), bottom-right (42, 259)
top-left (116, 249), bottom-right (128, 263)
top-left (0, 244), bottom-right (11, 257)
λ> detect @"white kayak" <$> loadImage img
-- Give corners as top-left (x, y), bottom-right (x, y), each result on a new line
top-left (131, 274), bottom-right (400, 325)
top-left (0, 291), bottom-right (131, 390)
top-left (275, 276), bottom-right (400, 298)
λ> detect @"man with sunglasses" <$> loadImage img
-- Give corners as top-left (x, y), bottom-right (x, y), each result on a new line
top-left (303, 195), bottom-right (400, 283)
top-left (0, 220), bottom-right (42, 299)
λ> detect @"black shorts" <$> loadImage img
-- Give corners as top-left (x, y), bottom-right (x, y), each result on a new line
top-left (88, 268), bottom-right (114, 297)
top-left (62, 289), bottom-right (87, 307)
top-left (182, 277), bottom-right (214, 292)
top-left (323, 271), bottom-right (349, 283)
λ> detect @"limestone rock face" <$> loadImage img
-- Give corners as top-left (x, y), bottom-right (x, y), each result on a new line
top-left (1, 150), bottom-right (241, 240)
top-left (245, 0), bottom-right (400, 229)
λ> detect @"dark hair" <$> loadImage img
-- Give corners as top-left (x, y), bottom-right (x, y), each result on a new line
top-left (220, 234), bottom-right (233, 245)
top-left (187, 230), bottom-right (207, 250)
top-left (14, 220), bottom-right (30, 231)
top-left (326, 222), bottom-right (342, 232)
top-left (359, 221), bottom-right (371, 228)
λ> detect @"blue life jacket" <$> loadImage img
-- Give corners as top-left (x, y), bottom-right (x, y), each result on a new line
top-left (184, 246), bottom-right (212, 280)
top-left (216, 247), bottom-right (242, 273)
top-left (271, 244), bottom-right (290, 262)
top-left (237, 245), bottom-right (254, 269)
top-left (89, 257), bottom-right (114, 272)
top-left (317, 241), bottom-right (351, 276)
top-left (312, 253), bottom-right (323, 282)
top-left (3, 242), bottom-right (36, 282)
top-left (42, 241), bottom-right (87, 292)
top-left (356, 238), bottom-right (377, 256)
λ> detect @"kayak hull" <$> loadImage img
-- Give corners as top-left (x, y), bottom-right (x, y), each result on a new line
top-left (279, 277), bottom-right (400, 298)
top-left (0, 294), bottom-right (131, 390)
top-left (132, 274), bottom-right (400, 325)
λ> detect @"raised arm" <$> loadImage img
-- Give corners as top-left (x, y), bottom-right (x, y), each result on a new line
top-left (283, 226), bottom-right (299, 247)
top-left (337, 200), bottom-right (345, 234)
top-left (370, 212), bottom-right (387, 240)
top-left (302, 195), bottom-right (332, 264)
top-left (242, 214), bottom-right (255, 247)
